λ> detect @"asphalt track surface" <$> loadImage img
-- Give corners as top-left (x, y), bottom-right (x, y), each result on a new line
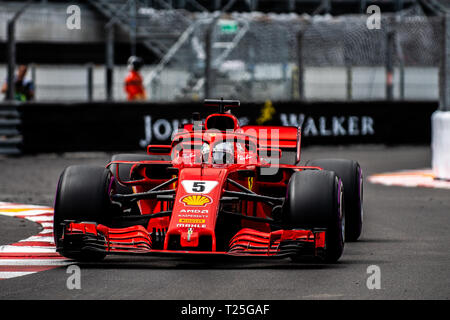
top-left (0, 146), bottom-right (448, 300)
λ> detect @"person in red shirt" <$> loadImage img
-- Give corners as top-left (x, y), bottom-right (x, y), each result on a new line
top-left (124, 56), bottom-right (146, 101)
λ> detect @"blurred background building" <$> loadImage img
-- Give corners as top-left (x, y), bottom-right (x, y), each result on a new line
top-left (0, 0), bottom-right (447, 102)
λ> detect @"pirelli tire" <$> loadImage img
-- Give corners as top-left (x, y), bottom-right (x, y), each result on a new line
top-left (54, 165), bottom-right (114, 261)
top-left (283, 170), bottom-right (345, 263)
top-left (305, 159), bottom-right (363, 242)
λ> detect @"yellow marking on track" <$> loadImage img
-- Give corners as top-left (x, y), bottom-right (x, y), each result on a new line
top-left (0, 208), bottom-right (46, 213)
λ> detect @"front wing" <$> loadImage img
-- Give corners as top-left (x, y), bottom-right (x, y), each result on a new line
top-left (58, 222), bottom-right (326, 259)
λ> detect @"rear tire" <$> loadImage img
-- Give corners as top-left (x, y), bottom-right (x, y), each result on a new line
top-left (283, 170), bottom-right (345, 262)
top-left (54, 165), bottom-right (114, 261)
top-left (305, 159), bottom-right (363, 241)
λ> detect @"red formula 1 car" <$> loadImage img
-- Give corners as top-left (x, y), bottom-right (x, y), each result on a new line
top-left (54, 99), bottom-right (363, 263)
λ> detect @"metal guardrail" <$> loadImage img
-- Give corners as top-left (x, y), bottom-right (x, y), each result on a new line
top-left (0, 105), bottom-right (22, 155)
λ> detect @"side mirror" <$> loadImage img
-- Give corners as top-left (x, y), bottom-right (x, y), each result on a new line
top-left (147, 145), bottom-right (172, 156)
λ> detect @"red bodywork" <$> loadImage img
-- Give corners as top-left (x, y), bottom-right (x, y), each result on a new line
top-left (60, 105), bottom-right (326, 259)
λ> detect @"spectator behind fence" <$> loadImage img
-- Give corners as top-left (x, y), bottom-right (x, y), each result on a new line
top-left (124, 56), bottom-right (147, 101)
top-left (1, 65), bottom-right (35, 101)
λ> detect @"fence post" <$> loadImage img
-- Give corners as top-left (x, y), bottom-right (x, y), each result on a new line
top-left (106, 23), bottom-right (115, 101)
top-left (6, 21), bottom-right (16, 101)
top-left (87, 63), bottom-right (94, 102)
top-left (297, 30), bottom-right (305, 101)
top-left (129, 0), bottom-right (137, 56)
top-left (395, 14), bottom-right (405, 100)
top-left (439, 14), bottom-right (450, 111)
top-left (346, 66), bottom-right (352, 101)
top-left (204, 20), bottom-right (215, 99)
top-left (6, 1), bottom-right (31, 101)
top-left (385, 29), bottom-right (395, 101)
top-left (288, 0), bottom-right (295, 12)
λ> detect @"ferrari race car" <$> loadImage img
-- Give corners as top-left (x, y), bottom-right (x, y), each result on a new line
top-left (54, 99), bottom-right (363, 263)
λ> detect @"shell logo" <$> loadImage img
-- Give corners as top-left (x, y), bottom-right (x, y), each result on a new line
top-left (180, 195), bottom-right (212, 206)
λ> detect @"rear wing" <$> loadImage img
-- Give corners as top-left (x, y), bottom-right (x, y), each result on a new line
top-left (204, 98), bottom-right (240, 113)
top-left (240, 125), bottom-right (301, 163)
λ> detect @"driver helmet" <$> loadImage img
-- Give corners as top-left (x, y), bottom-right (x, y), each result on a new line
top-left (212, 142), bottom-right (234, 164)
top-left (127, 56), bottom-right (144, 71)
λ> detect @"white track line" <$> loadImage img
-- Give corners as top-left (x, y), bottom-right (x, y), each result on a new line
top-left (0, 203), bottom-right (71, 280)
top-left (36, 230), bottom-right (53, 235)
top-left (0, 271), bottom-right (36, 279)
top-left (20, 236), bottom-right (54, 243)
top-left (0, 259), bottom-right (71, 266)
top-left (0, 246), bottom-right (57, 253)
top-left (37, 222), bottom-right (53, 228)
top-left (22, 215), bottom-right (54, 222)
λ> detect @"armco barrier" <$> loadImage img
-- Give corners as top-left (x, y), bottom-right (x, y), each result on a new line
top-left (13, 100), bottom-right (437, 153)
top-left (0, 104), bottom-right (22, 155)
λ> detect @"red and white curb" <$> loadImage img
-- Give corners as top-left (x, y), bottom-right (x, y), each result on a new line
top-left (368, 169), bottom-right (450, 190)
top-left (0, 202), bottom-right (72, 280)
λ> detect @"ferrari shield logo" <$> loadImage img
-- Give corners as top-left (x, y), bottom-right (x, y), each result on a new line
top-left (248, 177), bottom-right (254, 191)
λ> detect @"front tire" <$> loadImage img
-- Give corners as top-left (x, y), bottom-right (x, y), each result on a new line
top-left (283, 170), bottom-right (345, 262)
top-left (54, 165), bottom-right (114, 261)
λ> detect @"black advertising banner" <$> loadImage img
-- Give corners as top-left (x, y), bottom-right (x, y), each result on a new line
top-left (16, 100), bottom-right (437, 153)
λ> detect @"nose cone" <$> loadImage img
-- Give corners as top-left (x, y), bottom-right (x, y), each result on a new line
top-left (180, 229), bottom-right (199, 247)
top-left (164, 167), bottom-right (228, 251)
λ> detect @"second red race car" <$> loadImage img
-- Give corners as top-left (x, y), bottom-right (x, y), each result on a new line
top-left (53, 99), bottom-right (363, 263)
